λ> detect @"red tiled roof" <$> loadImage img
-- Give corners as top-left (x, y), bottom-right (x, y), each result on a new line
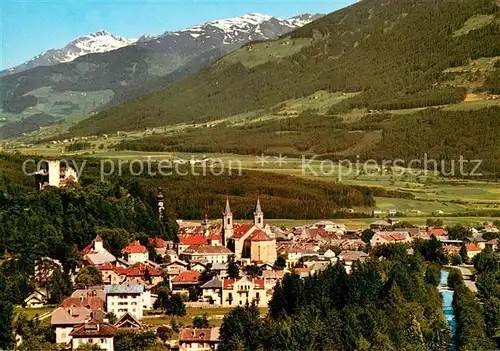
top-left (60, 296), bottom-right (105, 311)
top-left (248, 230), bottom-right (272, 242)
top-left (294, 267), bottom-right (311, 273)
top-left (183, 245), bottom-right (233, 255)
top-left (70, 322), bottom-right (117, 337)
top-left (95, 263), bottom-right (114, 271)
top-left (81, 237), bottom-right (97, 255)
top-left (232, 224), bottom-right (254, 239)
top-left (113, 266), bottom-right (129, 275)
top-left (222, 278), bottom-right (264, 290)
top-left (222, 279), bottom-right (236, 289)
top-left (125, 263), bottom-right (163, 277)
top-left (148, 237), bottom-right (168, 248)
top-left (379, 233), bottom-right (408, 242)
top-left (178, 235), bottom-right (209, 246)
top-left (179, 328), bottom-right (213, 342)
top-left (253, 278), bottom-right (264, 289)
top-left (207, 233), bottom-right (223, 241)
top-left (172, 271), bottom-right (200, 283)
top-left (465, 244), bottom-right (482, 252)
top-left (430, 228), bottom-right (447, 236)
top-left (121, 240), bottom-right (148, 254)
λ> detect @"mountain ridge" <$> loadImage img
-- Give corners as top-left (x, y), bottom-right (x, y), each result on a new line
top-left (1, 30), bottom-right (137, 77)
top-left (0, 12), bottom-right (321, 139)
top-left (66, 0), bottom-right (500, 175)
top-left (1, 13), bottom-right (322, 77)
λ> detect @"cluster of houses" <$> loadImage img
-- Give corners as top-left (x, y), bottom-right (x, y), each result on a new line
top-left (21, 195), bottom-right (500, 351)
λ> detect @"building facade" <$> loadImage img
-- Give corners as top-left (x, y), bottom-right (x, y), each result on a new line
top-left (105, 284), bottom-right (145, 320)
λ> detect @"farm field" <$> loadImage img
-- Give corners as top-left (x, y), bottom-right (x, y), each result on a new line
top-left (267, 217), bottom-right (500, 229)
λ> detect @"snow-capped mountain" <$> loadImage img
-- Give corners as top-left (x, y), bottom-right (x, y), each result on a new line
top-left (0, 11), bottom-right (324, 138)
top-left (2, 31), bottom-right (136, 76)
top-left (138, 13), bottom-right (322, 51)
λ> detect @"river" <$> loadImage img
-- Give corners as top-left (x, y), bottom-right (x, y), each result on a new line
top-left (439, 270), bottom-right (456, 351)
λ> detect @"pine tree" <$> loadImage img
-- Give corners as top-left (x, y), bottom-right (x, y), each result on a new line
top-left (227, 256), bottom-right (240, 279)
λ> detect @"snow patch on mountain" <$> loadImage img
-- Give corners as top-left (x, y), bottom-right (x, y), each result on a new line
top-left (1, 30), bottom-right (136, 76)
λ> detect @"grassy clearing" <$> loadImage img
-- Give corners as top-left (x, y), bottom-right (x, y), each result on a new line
top-left (22, 86), bottom-right (114, 119)
top-left (142, 307), bottom-right (269, 327)
top-left (13, 306), bottom-right (55, 320)
top-left (453, 14), bottom-right (495, 37)
top-left (221, 37), bottom-right (311, 68)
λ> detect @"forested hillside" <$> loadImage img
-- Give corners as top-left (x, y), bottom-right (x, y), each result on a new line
top-left (219, 251), bottom-right (450, 350)
top-left (71, 0), bottom-right (500, 135)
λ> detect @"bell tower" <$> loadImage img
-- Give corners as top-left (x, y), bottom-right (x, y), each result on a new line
top-left (222, 198), bottom-right (234, 246)
top-left (156, 188), bottom-right (165, 220)
top-left (202, 212), bottom-right (209, 235)
top-left (254, 198), bottom-right (264, 228)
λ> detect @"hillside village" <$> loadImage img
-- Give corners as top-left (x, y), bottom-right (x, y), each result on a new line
top-left (17, 192), bottom-right (500, 351)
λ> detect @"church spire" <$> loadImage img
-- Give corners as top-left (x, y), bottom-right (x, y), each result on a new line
top-left (223, 198), bottom-right (234, 246)
top-left (225, 197), bottom-right (232, 214)
top-left (254, 197), bottom-right (264, 228)
top-left (255, 197), bottom-right (262, 213)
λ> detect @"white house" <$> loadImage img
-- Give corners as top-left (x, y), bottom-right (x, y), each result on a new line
top-left (179, 327), bottom-right (220, 351)
top-left (221, 277), bottom-right (268, 308)
top-left (121, 241), bottom-right (149, 264)
top-left (24, 289), bottom-right (48, 308)
top-left (51, 306), bottom-right (92, 344)
top-left (70, 321), bottom-right (117, 351)
top-left (105, 284), bottom-right (145, 321)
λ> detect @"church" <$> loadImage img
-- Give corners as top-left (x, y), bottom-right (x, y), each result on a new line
top-left (222, 198), bottom-right (277, 264)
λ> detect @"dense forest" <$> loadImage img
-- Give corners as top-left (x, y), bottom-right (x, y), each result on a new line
top-left (70, 0), bottom-right (500, 135)
top-left (219, 249), bottom-right (450, 350)
top-left (450, 248), bottom-right (500, 350)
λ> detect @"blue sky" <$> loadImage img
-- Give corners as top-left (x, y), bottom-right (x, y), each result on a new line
top-left (1, 0), bottom-right (357, 70)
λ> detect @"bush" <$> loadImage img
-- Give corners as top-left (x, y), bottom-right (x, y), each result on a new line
top-left (450, 254), bottom-right (462, 266)
top-left (425, 263), bottom-right (441, 286)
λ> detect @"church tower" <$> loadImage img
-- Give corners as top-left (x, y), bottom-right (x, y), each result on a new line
top-left (222, 198), bottom-right (234, 246)
top-left (156, 188), bottom-right (165, 220)
top-left (254, 198), bottom-right (264, 228)
top-left (201, 212), bottom-right (209, 235)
